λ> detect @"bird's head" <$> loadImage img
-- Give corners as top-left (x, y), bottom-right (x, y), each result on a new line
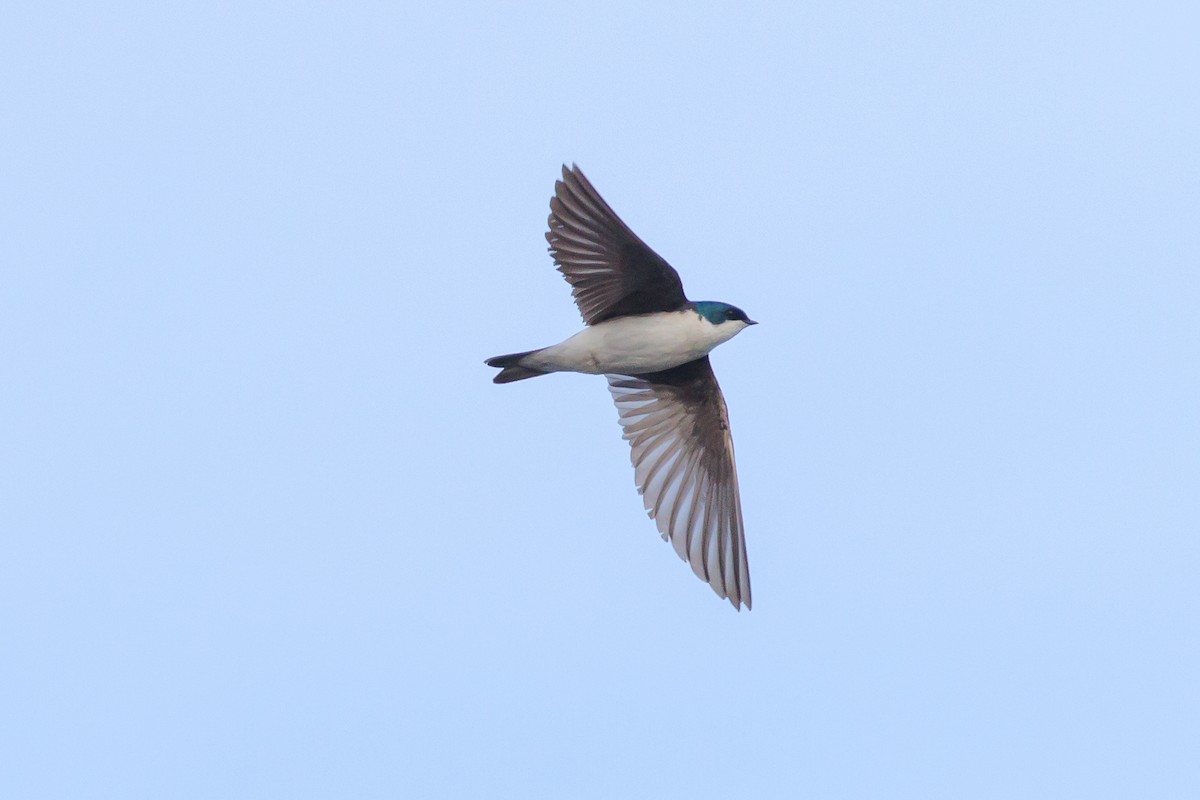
top-left (693, 301), bottom-right (758, 330)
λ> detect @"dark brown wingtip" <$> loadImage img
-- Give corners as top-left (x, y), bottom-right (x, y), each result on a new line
top-left (547, 165), bottom-right (576, 241)
top-left (559, 163), bottom-right (594, 202)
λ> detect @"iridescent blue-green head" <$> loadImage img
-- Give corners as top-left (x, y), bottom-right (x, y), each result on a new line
top-left (692, 301), bottom-right (758, 326)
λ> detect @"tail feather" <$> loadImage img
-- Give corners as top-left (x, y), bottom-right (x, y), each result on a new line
top-left (486, 349), bottom-right (548, 384)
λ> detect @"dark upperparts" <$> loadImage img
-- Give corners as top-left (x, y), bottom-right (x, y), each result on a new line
top-left (547, 165), bottom-right (690, 325)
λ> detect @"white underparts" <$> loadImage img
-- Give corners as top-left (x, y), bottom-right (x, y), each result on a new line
top-left (524, 310), bottom-right (749, 375)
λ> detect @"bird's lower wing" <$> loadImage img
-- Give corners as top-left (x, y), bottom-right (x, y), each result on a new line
top-left (606, 357), bottom-right (751, 610)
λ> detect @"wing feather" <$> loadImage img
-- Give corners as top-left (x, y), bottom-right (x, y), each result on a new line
top-left (606, 356), bottom-right (752, 610)
top-left (547, 165), bottom-right (689, 325)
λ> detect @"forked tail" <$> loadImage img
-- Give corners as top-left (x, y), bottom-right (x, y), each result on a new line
top-left (485, 349), bottom-right (548, 384)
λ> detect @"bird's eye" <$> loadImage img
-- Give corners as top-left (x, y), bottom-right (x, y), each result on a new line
top-left (727, 309), bottom-right (737, 319)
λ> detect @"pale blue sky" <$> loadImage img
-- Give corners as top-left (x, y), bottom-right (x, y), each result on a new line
top-left (3, 2), bottom-right (1198, 798)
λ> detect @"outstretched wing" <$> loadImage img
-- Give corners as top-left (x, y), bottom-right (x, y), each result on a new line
top-left (606, 357), bottom-right (751, 609)
top-left (547, 165), bottom-right (689, 325)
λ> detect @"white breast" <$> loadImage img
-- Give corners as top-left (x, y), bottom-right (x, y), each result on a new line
top-left (528, 311), bottom-right (747, 375)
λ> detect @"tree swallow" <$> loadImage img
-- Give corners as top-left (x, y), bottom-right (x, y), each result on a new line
top-left (486, 165), bottom-right (757, 610)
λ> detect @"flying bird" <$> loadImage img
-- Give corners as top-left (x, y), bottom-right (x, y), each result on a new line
top-left (486, 165), bottom-right (757, 610)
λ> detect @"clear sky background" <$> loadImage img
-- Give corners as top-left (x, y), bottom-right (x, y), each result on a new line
top-left (3, 2), bottom-right (1198, 798)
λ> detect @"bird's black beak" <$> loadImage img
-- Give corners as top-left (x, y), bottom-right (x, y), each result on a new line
top-left (746, 319), bottom-right (759, 326)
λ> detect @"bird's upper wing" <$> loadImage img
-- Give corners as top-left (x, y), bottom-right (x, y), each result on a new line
top-left (547, 165), bottom-right (689, 325)
top-left (606, 356), bottom-right (751, 609)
